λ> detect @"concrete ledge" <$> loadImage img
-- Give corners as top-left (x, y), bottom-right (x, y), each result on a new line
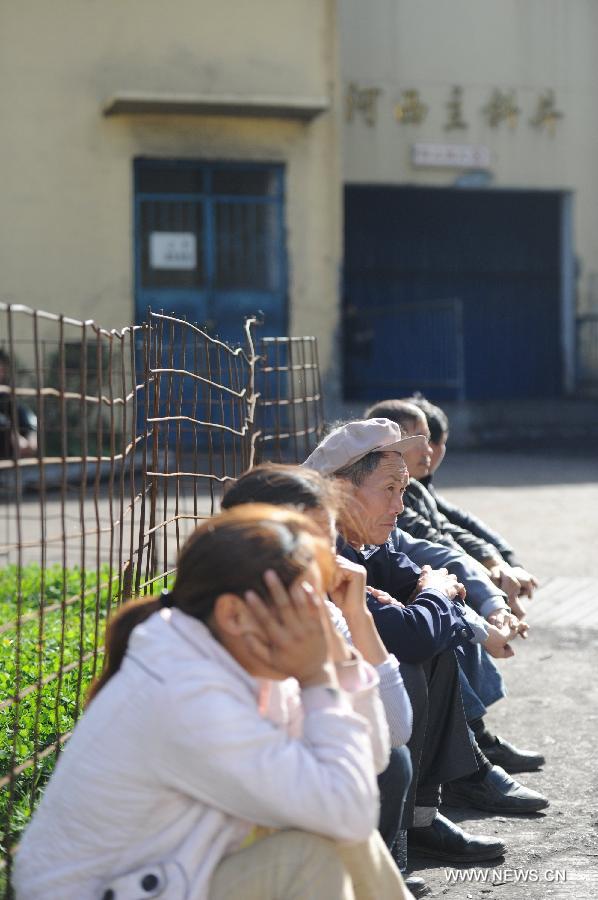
top-left (329, 397), bottom-right (598, 449)
top-left (102, 91), bottom-right (330, 120)
top-left (444, 398), bottom-right (598, 449)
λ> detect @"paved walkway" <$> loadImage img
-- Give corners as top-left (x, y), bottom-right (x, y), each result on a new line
top-left (412, 450), bottom-right (598, 899)
top-left (437, 449), bottom-right (598, 581)
top-left (527, 577), bottom-right (597, 629)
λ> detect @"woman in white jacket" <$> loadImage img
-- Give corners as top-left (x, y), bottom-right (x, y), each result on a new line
top-left (14, 504), bottom-right (412, 900)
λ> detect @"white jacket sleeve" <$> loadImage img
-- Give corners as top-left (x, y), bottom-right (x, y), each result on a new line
top-left (375, 655), bottom-right (412, 748)
top-left (334, 658), bottom-right (391, 773)
top-left (158, 672), bottom-right (381, 843)
top-left (324, 600), bottom-right (411, 751)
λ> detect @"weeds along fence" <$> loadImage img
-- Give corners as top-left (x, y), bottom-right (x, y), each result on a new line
top-left (0, 302), bottom-right (324, 891)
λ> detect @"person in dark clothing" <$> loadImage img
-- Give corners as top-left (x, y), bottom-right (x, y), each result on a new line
top-left (305, 419), bottom-right (548, 827)
top-left (0, 349), bottom-right (37, 460)
top-left (365, 400), bottom-right (547, 780)
top-left (304, 419), bottom-right (551, 866)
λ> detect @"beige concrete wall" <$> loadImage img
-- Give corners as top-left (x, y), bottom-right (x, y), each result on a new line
top-left (340, 0), bottom-right (598, 312)
top-left (0, 0), bottom-right (341, 373)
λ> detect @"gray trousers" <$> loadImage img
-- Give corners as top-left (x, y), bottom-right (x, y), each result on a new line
top-left (400, 649), bottom-right (478, 826)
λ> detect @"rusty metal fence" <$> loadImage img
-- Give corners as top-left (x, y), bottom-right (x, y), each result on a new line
top-left (0, 302), bottom-right (324, 893)
top-left (256, 335), bottom-right (325, 464)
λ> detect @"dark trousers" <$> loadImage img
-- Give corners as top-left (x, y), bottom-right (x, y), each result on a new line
top-left (377, 745), bottom-right (412, 849)
top-left (400, 649), bottom-right (478, 826)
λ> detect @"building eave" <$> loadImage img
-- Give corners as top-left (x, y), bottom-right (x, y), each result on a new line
top-left (102, 91), bottom-right (330, 120)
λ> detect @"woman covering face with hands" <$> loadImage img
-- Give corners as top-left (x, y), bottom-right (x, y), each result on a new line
top-left (14, 504), bottom-right (412, 900)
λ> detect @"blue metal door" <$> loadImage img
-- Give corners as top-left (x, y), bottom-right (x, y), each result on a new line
top-left (134, 160), bottom-right (287, 345)
top-left (344, 186), bottom-right (564, 402)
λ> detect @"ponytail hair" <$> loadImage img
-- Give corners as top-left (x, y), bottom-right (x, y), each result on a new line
top-left (88, 504), bottom-right (332, 703)
top-left (88, 596), bottom-right (161, 702)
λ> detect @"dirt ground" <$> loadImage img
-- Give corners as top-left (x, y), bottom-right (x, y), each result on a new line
top-left (436, 450), bottom-right (598, 580)
top-left (409, 450), bottom-right (598, 899)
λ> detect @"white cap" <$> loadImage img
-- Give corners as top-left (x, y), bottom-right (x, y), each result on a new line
top-left (303, 418), bottom-right (427, 476)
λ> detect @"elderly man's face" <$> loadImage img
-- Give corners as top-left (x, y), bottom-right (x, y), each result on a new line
top-left (348, 452), bottom-right (409, 546)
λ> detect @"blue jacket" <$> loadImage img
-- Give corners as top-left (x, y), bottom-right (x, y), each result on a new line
top-left (337, 538), bottom-right (474, 664)
top-left (389, 528), bottom-right (507, 619)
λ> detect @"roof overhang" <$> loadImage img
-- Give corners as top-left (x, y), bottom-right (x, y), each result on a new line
top-left (102, 91), bottom-right (330, 121)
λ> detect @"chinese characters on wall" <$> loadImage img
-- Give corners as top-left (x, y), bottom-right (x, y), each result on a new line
top-left (346, 83), bottom-right (564, 134)
top-left (346, 83), bottom-right (382, 127)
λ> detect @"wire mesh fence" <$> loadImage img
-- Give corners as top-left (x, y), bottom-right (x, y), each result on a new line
top-left (255, 335), bottom-right (325, 464)
top-left (0, 302), bottom-right (324, 893)
top-left (134, 310), bottom-right (261, 596)
top-left (0, 303), bottom-right (145, 895)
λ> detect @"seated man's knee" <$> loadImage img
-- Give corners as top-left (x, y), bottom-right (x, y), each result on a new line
top-left (400, 661), bottom-right (428, 713)
top-left (386, 745), bottom-right (412, 789)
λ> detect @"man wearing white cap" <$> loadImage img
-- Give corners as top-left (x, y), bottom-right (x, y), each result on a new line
top-left (303, 419), bottom-right (511, 663)
top-left (304, 418), bottom-right (547, 865)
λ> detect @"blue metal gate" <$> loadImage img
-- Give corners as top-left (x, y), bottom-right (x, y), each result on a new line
top-left (345, 296), bottom-right (465, 401)
top-left (343, 186), bottom-right (564, 402)
top-left (134, 159), bottom-right (287, 345)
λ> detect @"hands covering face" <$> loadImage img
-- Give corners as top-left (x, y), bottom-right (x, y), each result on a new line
top-left (241, 569), bottom-right (352, 686)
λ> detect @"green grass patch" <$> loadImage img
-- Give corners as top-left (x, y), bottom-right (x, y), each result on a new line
top-left (0, 563), bottom-right (117, 856)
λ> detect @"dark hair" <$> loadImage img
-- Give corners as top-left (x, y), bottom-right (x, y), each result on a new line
top-left (334, 451), bottom-right (387, 487)
top-left (88, 504), bottom-right (332, 702)
top-left (0, 349), bottom-right (9, 366)
top-left (364, 399), bottom-right (423, 434)
top-left (406, 393), bottom-right (449, 445)
top-left (222, 463), bottom-right (342, 515)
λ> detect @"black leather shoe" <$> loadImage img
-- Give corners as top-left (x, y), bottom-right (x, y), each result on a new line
top-left (443, 765), bottom-right (549, 814)
top-left (408, 812), bottom-right (506, 863)
top-left (483, 736), bottom-right (545, 773)
top-left (404, 874), bottom-right (430, 897)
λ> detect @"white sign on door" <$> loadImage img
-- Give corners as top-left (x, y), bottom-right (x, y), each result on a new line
top-left (149, 232), bottom-right (197, 270)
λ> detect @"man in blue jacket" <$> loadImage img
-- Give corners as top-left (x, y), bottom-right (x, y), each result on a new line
top-left (304, 418), bottom-right (548, 865)
top-left (366, 397), bottom-right (546, 776)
